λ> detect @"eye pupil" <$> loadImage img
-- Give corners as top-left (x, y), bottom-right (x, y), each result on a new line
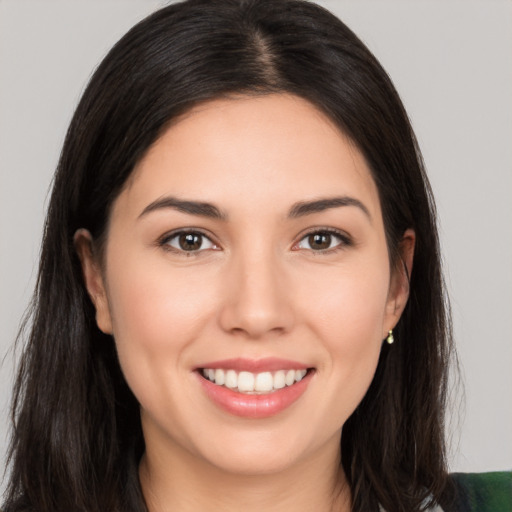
top-left (309, 233), bottom-right (331, 250)
top-left (179, 233), bottom-right (202, 251)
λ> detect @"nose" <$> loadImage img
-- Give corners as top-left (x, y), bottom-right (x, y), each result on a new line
top-left (218, 247), bottom-right (295, 339)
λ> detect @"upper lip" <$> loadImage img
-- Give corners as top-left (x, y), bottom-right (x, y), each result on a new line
top-left (196, 357), bottom-right (310, 373)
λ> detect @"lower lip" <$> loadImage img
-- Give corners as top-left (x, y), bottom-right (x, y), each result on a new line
top-left (197, 371), bottom-right (313, 419)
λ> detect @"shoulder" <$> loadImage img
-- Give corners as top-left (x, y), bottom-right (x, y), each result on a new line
top-left (446, 471), bottom-right (512, 512)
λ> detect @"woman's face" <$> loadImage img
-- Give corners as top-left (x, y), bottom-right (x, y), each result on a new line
top-left (78, 94), bottom-right (412, 476)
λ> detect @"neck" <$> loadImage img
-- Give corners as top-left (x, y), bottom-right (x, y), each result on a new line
top-left (139, 434), bottom-right (350, 512)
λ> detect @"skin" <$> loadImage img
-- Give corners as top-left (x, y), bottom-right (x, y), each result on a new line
top-left (76, 94), bottom-right (414, 512)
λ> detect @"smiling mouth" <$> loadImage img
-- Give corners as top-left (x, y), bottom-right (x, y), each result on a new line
top-left (200, 368), bottom-right (311, 394)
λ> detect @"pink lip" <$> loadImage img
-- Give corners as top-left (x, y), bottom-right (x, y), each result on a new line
top-left (196, 357), bottom-right (309, 373)
top-left (195, 359), bottom-right (314, 419)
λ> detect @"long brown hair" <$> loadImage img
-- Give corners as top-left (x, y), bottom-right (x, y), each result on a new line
top-left (3, 1), bottom-right (454, 511)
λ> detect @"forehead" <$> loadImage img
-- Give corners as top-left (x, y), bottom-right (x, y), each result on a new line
top-left (118, 94), bottom-right (381, 221)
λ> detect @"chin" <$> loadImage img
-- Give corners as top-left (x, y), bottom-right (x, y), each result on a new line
top-left (202, 444), bottom-right (310, 477)
top-left (185, 418), bottom-right (341, 478)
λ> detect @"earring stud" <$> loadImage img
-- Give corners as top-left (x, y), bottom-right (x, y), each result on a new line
top-left (386, 330), bottom-right (394, 344)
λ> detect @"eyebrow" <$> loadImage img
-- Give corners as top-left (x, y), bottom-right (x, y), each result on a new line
top-left (138, 195), bottom-right (370, 222)
top-left (138, 196), bottom-right (227, 220)
top-left (288, 196), bottom-right (371, 220)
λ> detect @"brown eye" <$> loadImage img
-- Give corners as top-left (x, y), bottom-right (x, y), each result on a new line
top-left (179, 233), bottom-right (202, 251)
top-left (164, 231), bottom-right (216, 252)
top-left (307, 233), bottom-right (332, 250)
top-left (296, 230), bottom-right (348, 252)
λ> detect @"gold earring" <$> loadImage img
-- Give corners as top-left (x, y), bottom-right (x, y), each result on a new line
top-left (386, 330), bottom-right (394, 344)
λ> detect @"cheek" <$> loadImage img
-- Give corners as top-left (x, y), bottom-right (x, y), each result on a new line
top-left (296, 257), bottom-right (389, 407)
top-left (107, 246), bottom-right (217, 334)
top-left (300, 257), bottom-right (390, 346)
top-left (103, 251), bottom-right (218, 394)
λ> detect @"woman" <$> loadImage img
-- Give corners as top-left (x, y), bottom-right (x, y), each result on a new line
top-left (2, 1), bottom-right (510, 511)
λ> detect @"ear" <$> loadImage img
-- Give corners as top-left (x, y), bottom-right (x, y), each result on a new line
top-left (383, 228), bottom-right (415, 336)
top-left (74, 229), bottom-right (113, 335)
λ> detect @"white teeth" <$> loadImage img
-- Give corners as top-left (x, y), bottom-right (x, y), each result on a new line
top-left (285, 369), bottom-right (296, 386)
top-left (273, 370), bottom-right (286, 389)
top-left (295, 369), bottom-right (307, 382)
top-left (238, 371), bottom-right (255, 392)
top-left (255, 372), bottom-right (273, 392)
top-left (214, 368), bottom-right (225, 386)
top-left (201, 368), bottom-right (309, 393)
top-left (225, 369), bottom-right (237, 389)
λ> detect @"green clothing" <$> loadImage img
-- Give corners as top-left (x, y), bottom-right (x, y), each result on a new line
top-left (448, 471), bottom-right (512, 512)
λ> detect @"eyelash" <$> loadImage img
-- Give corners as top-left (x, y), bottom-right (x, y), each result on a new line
top-left (158, 229), bottom-right (219, 256)
top-left (293, 228), bottom-right (353, 253)
top-left (158, 228), bottom-right (352, 255)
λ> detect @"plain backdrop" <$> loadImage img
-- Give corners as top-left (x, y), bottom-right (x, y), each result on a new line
top-left (1, 0), bottom-right (511, 488)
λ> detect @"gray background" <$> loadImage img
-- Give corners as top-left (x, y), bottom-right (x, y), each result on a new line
top-left (1, 0), bottom-right (511, 485)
